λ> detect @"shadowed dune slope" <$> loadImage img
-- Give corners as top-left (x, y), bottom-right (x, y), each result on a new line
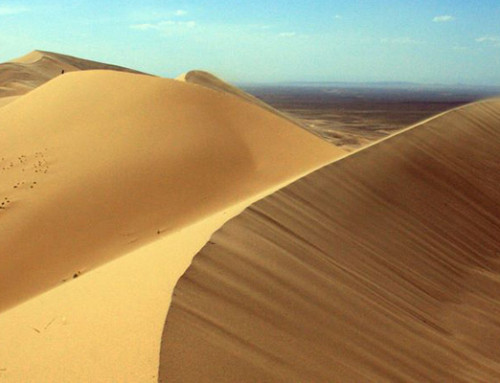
top-left (178, 70), bottom-right (304, 128)
top-left (160, 99), bottom-right (500, 382)
top-left (0, 70), bottom-right (342, 313)
top-left (0, 50), bottom-right (144, 99)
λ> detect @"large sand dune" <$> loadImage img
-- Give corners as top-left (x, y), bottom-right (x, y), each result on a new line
top-left (159, 99), bottom-right (500, 382)
top-left (0, 51), bottom-right (306, 136)
top-left (0, 69), bottom-right (342, 381)
top-left (0, 69), bottom-right (342, 313)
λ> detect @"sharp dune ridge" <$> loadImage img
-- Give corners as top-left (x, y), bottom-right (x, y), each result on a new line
top-left (177, 70), bottom-right (273, 110)
top-left (10, 50), bottom-right (145, 73)
top-left (160, 99), bottom-right (500, 382)
top-left (177, 70), bottom-right (305, 128)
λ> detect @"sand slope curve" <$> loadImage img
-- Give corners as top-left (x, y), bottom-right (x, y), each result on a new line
top-left (0, 69), bottom-right (343, 382)
top-left (178, 70), bottom-right (305, 128)
top-left (160, 99), bottom-right (500, 382)
top-left (0, 69), bottom-right (343, 314)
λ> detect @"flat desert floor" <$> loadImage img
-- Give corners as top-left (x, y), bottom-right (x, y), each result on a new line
top-left (245, 85), bottom-right (500, 148)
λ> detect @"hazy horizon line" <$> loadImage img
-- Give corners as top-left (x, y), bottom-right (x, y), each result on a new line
top-left (237, 80), bottom-right (500, 89)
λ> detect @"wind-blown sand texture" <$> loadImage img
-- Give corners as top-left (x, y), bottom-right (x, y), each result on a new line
top-left (159, 99), bottom-right (500, 382)
top-left (0, 69), bottom-right (342, 381)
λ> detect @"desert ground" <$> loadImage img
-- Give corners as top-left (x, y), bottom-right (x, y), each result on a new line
top-left (245, 84), bottom-right (500, 148)
top-left (0, 51), bottom-right (499, 382)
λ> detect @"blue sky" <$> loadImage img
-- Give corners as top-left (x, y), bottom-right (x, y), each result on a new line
top-left (0, 1), bottom-right (499, 84)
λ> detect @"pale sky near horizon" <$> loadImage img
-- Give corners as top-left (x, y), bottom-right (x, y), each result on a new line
top-left (0, 0), bottom-right (499, 85)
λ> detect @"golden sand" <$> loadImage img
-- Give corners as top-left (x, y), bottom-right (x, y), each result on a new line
top-left (0, 68), bottom-right (342, 381)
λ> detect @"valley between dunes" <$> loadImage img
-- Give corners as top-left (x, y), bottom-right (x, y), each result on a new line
top-left (0, 51), bottom-right (499, 382)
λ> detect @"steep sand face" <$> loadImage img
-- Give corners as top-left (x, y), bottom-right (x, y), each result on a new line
top-left (0, 50), bottom-right (143, 100)
top-left (0, 202), bottom-right (253, 382)
top-left (178, 70), bottom-right (305, 128)
top-left (0, 70), bottom-right (342, 314)
top-left (160, 99), bottom-right (500, 382)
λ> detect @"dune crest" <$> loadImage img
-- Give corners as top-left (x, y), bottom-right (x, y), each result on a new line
top-left (159, 99), bottom-right (500, 382)
top-left (0, 50), bottom-right (144, 102)
top-left (9, 50), bottom-right (45, 64)
top-left (178, 70), bottom-right (305, 128)
top-left (178, 70), bottom-right (277, 110)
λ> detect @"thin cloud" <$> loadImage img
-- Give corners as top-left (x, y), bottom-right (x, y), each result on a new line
top-left (130, 20), bottom-right (196, 32)
top-left (476, 35), bottom-right (500, 48)
top-left (476, 35), bottom-right (500, 43)
top-left (130, 23), bottom-right (156, 31)
top-left (130, 9), bottom-right (189, 21)
top-left (174, 9), bottom-right (187, 16)
top-left (433, 15), bottom-right (454, 22)
top-left (334, 14), bottom-right (342, 19)
top-left (380, 37), bottom-right (424, 45)
top-left (0, 5), bottom-right (29, 15)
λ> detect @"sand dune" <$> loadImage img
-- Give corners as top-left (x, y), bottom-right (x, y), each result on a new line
top-left (1, 51), bottom-right (305, 138)
top-left (178, 70), bottom-right (306, 128)
top-left (1, 50), bottom-right (341, 150)
top-left (0, 69), bottom-right (342, 313)
top-left (0, 50), bottom-right (143, 101)
top-left (160, 99), bottom-right (500, 382)
top-left (0, 203), bottom-right (257, 382)
top-left (0, 68), bottom-right (344, 381)
top-left (2, 50), bottom-right (499, 382)
top-left (177, 70), bottom-right (271, 109)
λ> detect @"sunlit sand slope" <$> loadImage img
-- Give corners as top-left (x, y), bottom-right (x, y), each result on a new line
top-left (0, 70), bottom-right (342, 314)
top-left (160, 99), bottom-right (500, 382)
